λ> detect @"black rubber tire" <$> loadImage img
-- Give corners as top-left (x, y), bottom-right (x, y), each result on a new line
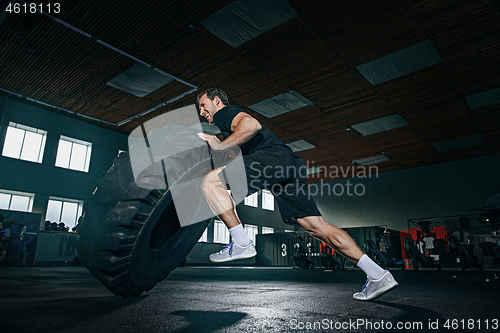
top-left (76, 127), bottom-right (215, 298)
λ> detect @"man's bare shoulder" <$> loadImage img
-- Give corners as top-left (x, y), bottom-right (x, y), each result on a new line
top-left (230, 112), bottom-right (257, 131)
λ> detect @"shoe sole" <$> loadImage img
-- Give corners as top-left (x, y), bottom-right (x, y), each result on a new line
top-left (209, 251), bottom-right (257, 263)
top-left (353, 280), bottom-right (398, 301)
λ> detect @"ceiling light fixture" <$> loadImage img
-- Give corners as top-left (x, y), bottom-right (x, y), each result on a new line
top-left (351, 114), bottom-right (409, 136)
top-left (306, 167), bottom-right (325, 175)
top-left (248, 90), bottom-right (313, 118)
top-left (286, 140), bottom-right (316, 153)
top-left (201, 0), bottom-right (297, 48)
top-left (432, 135), bottom-right (485, 153)
top-left (465, 88), bottom-right (500, 110)
top-left (353, 155), bottom-right (390, 166)
top-left (356, 40), bottom-right (442, 85)
top-left (107, 63), bottom-right (175, 97)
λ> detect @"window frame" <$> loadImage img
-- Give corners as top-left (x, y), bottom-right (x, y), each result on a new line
top-left (0, 189), bottom-right (35, 212)
top-left (55, 135), bottom-right (92, 172)
top-left (262, 227), bottom-right (274, 234)
top-left (2, 122), bottom-right (47, 163)
top-left (244, 192), bottom-right (259, 208)
top-left (262, 189), bottom-right (275, 211)
top-left (45, 197), bottom-right (84, 230)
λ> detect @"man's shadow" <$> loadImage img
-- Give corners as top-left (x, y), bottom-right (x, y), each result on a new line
top-left (170, 310), bottom-right (247, 333)
top-left (369, 300), bottom-right (443, 332)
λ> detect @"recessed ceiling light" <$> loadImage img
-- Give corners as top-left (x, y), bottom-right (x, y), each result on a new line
top-left (107, 63), bottom-right (174, 97)
top-left (248, 90), bottom-right (313, 118)
top-left (465, 88), bottom-right (500, 110)
top-left (201, 0), bottom-right (297, 48)
top-left (307, 167), bottom-right (324, 175)
top-left (353, 155), bottom-right (390, 166)
top-left (432, 135), bottom-right (484, 153)
top-left (286, 140), bottom-right (316, 153)
top-left (351, 114), bottom-right (409, 136)
top-left (356, 40), bottom-right (442, 85)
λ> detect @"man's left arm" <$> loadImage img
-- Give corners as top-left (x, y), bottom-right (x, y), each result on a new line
top-left (198, 112), bottom-right (261, 151)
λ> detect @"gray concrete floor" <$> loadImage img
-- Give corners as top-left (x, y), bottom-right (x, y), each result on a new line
top-left (1, 266), bottom-right (499, 333)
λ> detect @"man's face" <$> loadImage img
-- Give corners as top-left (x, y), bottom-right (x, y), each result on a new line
top-left (198, 94), bottom-right (220, 124)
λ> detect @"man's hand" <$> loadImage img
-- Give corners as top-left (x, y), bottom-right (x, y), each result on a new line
top-left (197, 132), bottom-right (224, 151)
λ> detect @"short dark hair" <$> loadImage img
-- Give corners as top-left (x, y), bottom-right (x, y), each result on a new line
top-left (196, 88), bottom-right (229, 107)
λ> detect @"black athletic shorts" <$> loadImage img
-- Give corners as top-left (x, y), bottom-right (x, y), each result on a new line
top-left (219, 149), bottom-right (321, 225)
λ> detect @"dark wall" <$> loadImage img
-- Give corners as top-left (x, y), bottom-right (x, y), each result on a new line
top-left (312, 153), bottom-right (500, 231)
top-left (0, 95), bottom-right (128, 222)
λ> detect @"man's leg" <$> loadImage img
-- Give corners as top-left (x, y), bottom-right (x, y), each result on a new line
top-left (201, 166), bottom-right (240, 228)
top-left (201, 166), bottom-right (256, 262)
top-left (296, 215), bottom-right (364, 264)
top-left (296, 216), bottom-right (398, 300)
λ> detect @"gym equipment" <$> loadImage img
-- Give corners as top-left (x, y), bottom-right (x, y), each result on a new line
top-left (293, 233), bottom-right (314, 269)
top-left (76, 126), bottom-right (218, 298)
top-left (2, 225), bottom-right (37, 240)
top-left (404, 237), bottom-right (441, 270)
top-left (291, 233), bottom-right (343, 270)
top-left (19, 226), bottom-right (37, 240)
top-left (404, 220), bottom-right (441, 270)
top-left (320, 242), bottom-right (344, 270)
top-left (447, 216), bottom-right (482, 271)
top-left (365, 240), bottom-right (404, 270)
top-left (448, 235), bottom-right (482, 271)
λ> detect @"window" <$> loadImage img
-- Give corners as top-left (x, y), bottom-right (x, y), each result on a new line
top-left (262, 227), bottom-right (274, 234)
top-left (213, 220), bottom-right (230, 244)
top-left (2, 122), bottom-right (47, 163)
top-left (0, 190), bottom-right (34, 212)
top-left (198, 227), bottom-right (208, 242)
top-left (55, 136), bottom-right (92, 172)
top-left (45, 197), bottom-right (83, 229)
top-left (262, 189), bottom-right (274, 211)
top-left (244, 224), bottom-right (258, 244)
top-left (244, 192), bottom-right (258, 207)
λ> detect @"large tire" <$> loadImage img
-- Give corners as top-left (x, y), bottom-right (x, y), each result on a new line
top-left (76, 128), bottom-right (214, 298)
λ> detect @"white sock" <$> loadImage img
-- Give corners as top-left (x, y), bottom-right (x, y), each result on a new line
top-left (357, 254), bottom-right (385, 279)
top-left (229, 224), bottom-right (251, 246)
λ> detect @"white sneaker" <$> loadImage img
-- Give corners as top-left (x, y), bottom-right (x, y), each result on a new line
top-left (209, 241), bottom-right (257, 263)
top-left (353, 270), bottom-right (398, 301)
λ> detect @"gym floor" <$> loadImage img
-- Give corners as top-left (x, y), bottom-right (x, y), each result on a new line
top-left (1, 266), bottom-right (499, 333)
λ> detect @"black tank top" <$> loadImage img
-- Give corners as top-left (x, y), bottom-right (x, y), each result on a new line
top-left (213, 105), bottom-right (297, 156)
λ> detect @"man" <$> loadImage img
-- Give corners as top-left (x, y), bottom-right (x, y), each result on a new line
top-left (196, 88), bottom-right (398, 301)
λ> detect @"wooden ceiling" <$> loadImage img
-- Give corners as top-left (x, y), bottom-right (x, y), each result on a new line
top-left (1, 0), bottom-right (499, 182)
